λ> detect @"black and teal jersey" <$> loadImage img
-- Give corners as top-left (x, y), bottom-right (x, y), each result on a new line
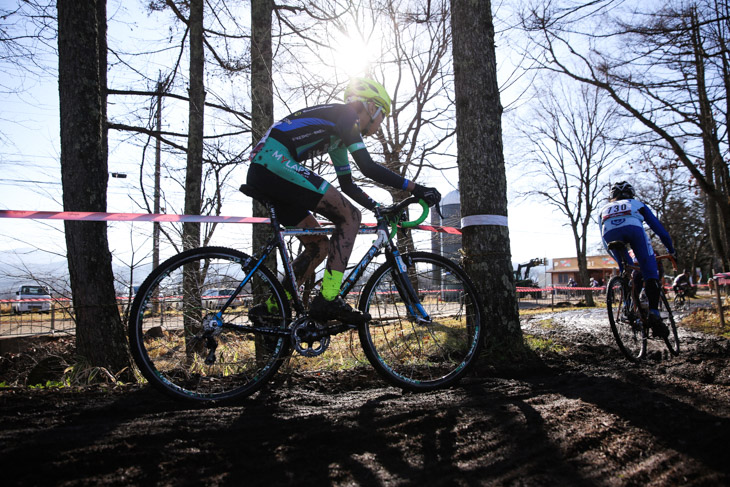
top-left (252, 103), bottom-right (409, 205)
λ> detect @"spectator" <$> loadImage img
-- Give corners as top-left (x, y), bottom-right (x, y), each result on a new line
top-left (567, 277), bottom-right (577, 298)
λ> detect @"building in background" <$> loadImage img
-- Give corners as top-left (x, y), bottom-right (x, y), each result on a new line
top-left (431, 189), bottom-right (462, 261)
top-left (548, 256), bottom-right (618, 287)
top-left (429, 190), bottom-right (617, 289)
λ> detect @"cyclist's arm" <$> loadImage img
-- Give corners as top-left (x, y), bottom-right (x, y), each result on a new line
top-left (336, 112), bottom-right (412, 192)
top-left (338, 173), bottom-right (379, 210)
top-left (639, 205), bottom-right (675, 254)
top-left (329, 146), bottom-right (378, 210)
top-left (348, 144), bottom-right (410, 190)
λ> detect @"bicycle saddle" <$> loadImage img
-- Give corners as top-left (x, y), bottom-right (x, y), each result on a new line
top-left (607, 240), bottom-right (630, 253)
top-left (240, 184), bottom-right (274, 205)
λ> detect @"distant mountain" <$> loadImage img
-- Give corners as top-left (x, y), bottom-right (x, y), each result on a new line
top-left (0, 248), bottom-right (68, 296)
top-left (0, 247), bottom-right (154, 298)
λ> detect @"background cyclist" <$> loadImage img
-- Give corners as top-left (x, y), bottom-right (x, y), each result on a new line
top-left (672, 269), bottom-right (694, 297)
top-left (600, 181), bottom-right (676, 338)
top-left (246, 78), bottom-right (441, 325)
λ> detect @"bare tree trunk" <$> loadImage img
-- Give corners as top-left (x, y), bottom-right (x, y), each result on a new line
top-left (182, 0), bottom-right (205, 342)
top-left (183, 0), bottom-right (205, 251)
top-left (251, 0), bottom-right (276, 362)
top-left (576, 220), bottom-right (595, 306)
top-left (692, 9), bottom-right (730, 270)
top-left (251, 0), bottom-right (275, 259)
top-left (577, 257), bottom-right (594, 306)
top-left (450, 0), bottom-right (522, 353)
top-left (58, 0), bottom-right (131, 375)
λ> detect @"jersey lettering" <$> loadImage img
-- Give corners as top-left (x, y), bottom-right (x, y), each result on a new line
top-left (599, 199), bottom-right (645, 232)
top-left (602, 203), bottom-right (631, 220)
top-left (272, 150), bottom-right (289, 163)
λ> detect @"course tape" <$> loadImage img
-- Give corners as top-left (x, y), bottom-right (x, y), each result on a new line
top-left (0, 210), bottom-right (462, 235)
top-left (517, 286), bottom-right (604, 292)
top-left (0, 210), bottom-right (269, 225)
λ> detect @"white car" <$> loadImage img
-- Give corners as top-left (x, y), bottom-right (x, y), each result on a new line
top-left (202, 288), bottom-right (245, 309)
top-left (13, 285), bottom-right (52, 313)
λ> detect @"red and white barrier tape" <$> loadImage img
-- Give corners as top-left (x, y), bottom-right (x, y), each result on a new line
top-left (517, 286), bottom-right (604, 292)
top-left (0, 210), bottom-right (461, 234)
top-left (0, 210), bottom-right (269, 225)
top-left (1, 288), bottom-right (465, 304)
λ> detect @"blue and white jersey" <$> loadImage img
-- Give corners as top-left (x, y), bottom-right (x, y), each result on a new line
top-left (600, 198), bottom-right (646, 233)
top-left (599, 198), bottom-right (675, 255)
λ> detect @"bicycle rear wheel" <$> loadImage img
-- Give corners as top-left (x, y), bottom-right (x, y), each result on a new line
top-left (128, 247), bottom-right (290, 402)
top-left (659, 290), bottom-right (680, 356)
top-left (358, 252), bottom-right (484, 391)
top-left (607, 276), bottom-right (646, 362)
top-left (674, 294), bottom-right (685, 309)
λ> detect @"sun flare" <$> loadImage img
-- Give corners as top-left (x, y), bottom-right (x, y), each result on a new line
top-left (333, 32), bottom-right (378, 77)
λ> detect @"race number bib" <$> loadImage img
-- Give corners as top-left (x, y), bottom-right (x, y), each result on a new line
top-left (602, 201), bottom-right (631, 221)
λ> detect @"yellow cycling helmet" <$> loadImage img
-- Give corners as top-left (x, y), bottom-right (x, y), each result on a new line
top-left (343, 78), bottom-right (391, 116)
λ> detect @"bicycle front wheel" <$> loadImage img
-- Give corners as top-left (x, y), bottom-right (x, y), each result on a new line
top-left (659, 290), bottom-right (680, 356)
top-left (607, 276), bottom-right (646, 362)
top-left (358, 252), bottom-right (484, 391)
top-left (129, 247), bottom-right (290, 402)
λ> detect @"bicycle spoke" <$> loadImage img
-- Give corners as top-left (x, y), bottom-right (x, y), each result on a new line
top-left (607, 276), bottom-right (646, 362)
top-left (129, 247), bottom-right (290, 402)
top-left (359, 252), bottom-right (483, 390)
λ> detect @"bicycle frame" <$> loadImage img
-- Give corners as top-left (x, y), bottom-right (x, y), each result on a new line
top-left (128, 192), bottom-right (486, 401)
top-left (215, 201), bottom-right (431, 327)
top-left (608, 240), bottom-right (677, 323)
top-left (618, 257), bottom-right (674, 309)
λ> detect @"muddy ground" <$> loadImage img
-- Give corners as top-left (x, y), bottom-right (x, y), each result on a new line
top-left (1, 304), bottom-right (729, 486)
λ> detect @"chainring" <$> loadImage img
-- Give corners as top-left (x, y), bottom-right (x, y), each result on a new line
top-left (291, 316), bottom-right (330, 357)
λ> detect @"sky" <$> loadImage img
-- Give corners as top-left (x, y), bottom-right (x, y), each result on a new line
top-left (0, 1), bottom-right (604, 289)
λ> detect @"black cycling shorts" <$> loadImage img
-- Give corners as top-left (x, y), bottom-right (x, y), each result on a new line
top-left (246, 162), bottom-right (327, 226)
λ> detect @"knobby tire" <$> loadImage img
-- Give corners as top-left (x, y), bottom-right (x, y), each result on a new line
top-left (128, 246), bottom-right (290, 403)
top-left (660, 290), bottom-right (680, 356)
top-left (358, 252), bottom-right (484, 390)
top-left (607, 276), bottom-right (646, 362)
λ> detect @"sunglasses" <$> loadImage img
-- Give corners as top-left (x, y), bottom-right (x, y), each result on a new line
top-left (371, 105), bottom-right (383, 121)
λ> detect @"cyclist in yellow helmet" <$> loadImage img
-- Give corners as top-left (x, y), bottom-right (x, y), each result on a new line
top-left (247, 77), bottom-right (441, 325)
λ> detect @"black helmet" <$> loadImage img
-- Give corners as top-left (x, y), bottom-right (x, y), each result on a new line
top-left (610, 181), bottom-right (635, 200)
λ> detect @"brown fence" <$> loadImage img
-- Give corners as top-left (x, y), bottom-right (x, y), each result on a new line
top-left (516, 286), bottom-right (607, 309)
top-left (517, 284), bottom-right (716, 310)
top-left (0, 300), bottom-right (76, 337)
top-left (0, 285), bottom-right (716, 338)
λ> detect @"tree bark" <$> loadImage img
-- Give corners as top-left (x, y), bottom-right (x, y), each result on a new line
top-left (57, 0), bottom-right (131, 375)
top-left (183, 0), bottom-right (205, 251)
top-left (251, 0), bottom-right (275, 254)
top-left (180, 0), bottom-right (206, 343)
top-left (251, 0), bottom-right (276, 362)
top-left (450, 0), bottom-right (522, 353)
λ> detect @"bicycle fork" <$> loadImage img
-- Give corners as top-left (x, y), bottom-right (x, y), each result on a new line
top-left (389, 249), bottom-right (431, 323)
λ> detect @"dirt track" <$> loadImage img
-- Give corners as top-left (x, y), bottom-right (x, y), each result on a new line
top-left (1, 306), bottom-right (729, 486)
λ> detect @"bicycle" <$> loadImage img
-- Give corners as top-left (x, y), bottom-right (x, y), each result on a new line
top-left (673, 287), bottom-right (687, 310)
top-left (128, 185), bottom-right (484, 402)
top-left (605, 241), bottom-right (679, 362)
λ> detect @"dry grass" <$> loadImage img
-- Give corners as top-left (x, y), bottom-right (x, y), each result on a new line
top-left (680, 306), bottom-right (730, 339)
top-left (283, 330), bottom-right (370, 371)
